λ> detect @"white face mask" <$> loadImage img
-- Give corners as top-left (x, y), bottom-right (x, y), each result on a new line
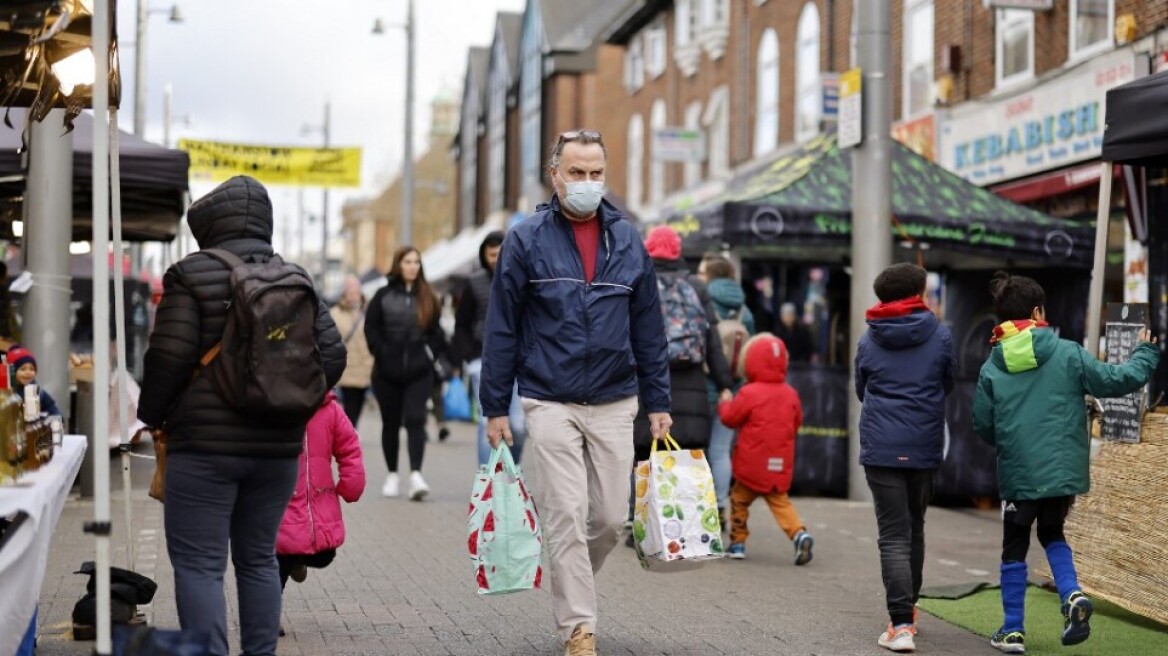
top-left (561, 180), bottom-right (605, 216)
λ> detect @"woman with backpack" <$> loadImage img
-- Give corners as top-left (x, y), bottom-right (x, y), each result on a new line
top-left (633, 226), bottom-right (734, 459)
top-left (365, 246), bottom-right (448, 501)
top-left (699, 253), bottom-right (756, 519)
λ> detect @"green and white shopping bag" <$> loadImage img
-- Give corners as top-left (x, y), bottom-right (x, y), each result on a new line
top-left (467, 444), bottom-right (543, 594)
top-left (633, 433), bottom-right (726, 572)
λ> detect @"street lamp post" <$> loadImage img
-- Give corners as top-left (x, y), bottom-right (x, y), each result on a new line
top-left (374, 0), bottom-right (416, 247)
top-left (133, 1), bottom-right (182, 137)
top-left (302, 102), bottom-right (332, 286)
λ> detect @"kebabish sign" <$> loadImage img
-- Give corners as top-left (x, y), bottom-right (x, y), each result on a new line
top-left (1102, 303), bottom-right (1149, 443)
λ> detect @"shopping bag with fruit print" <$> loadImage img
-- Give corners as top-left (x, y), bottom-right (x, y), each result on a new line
top-left (632, 433), bottom-right (726, 572)
top-left (467, 444), bottom-right (543, 595)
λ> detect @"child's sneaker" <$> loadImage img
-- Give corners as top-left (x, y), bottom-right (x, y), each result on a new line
top-left (877, 624), bottom-right (915, 652)
top-left (727, 543), bottom-right (746, 559)
top-left (1061, 591), bottom-right (1093, 646)
top-left (290, 563), bottom-right (308, 583)
top-left (990, 630), bottom-right (1025, 653)
top-left (793, 530), bottom-right (814, 565)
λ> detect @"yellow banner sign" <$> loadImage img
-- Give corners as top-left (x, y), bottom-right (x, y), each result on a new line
top-left (179, 138), bottom-right (362, 188)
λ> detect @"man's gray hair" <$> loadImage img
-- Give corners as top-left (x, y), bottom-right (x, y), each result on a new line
top-left (548, 129), bottom-right (607, 168)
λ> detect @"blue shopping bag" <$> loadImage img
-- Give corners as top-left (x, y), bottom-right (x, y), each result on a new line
top-left (467, 444), bottom-right (542, 595)
top-left (444, 376), bottom-right (472, 422)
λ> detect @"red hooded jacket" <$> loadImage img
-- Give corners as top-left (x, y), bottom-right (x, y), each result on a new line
top-left (718, 334), bottom-right (802, 494)
top-left (277, 392), bottom-right (366, 555)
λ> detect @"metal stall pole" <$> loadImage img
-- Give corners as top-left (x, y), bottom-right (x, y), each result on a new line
top-left (110, 109), bottom-right (136, 571)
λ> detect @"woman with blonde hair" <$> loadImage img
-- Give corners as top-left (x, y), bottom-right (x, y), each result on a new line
top-left (330, 274), bottom-right (373, 427)
top-left (365, 246), bottom-right (448, 501)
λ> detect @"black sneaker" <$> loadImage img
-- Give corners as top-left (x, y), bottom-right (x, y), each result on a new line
top-left (290, 564), bottom-right (308, 583)
top-left (1061, 591), bottom-right (1093, 646)
top-left (793, 531), bottom-right (814, 566)
top-left (990, 630), bottom-right (1025, 653)
top-left (438, 427), bottom-right (451, 442)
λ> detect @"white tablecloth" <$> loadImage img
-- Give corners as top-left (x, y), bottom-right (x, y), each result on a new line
top-left (0, 435), bottom-right (87, 656)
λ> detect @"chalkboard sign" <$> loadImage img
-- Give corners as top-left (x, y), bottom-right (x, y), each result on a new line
top-left (1101, 303), bottom-right (1149, 444)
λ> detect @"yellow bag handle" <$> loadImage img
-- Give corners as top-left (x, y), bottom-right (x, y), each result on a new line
top-left (650, 432), bottom-right (683, 457)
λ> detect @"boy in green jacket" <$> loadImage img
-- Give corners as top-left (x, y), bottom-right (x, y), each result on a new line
top-left (973, 272), bottom-right (1158, 654)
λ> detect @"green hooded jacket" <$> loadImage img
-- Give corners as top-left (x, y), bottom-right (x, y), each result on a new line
top-left (973, 327), bottom-right (1159, 500)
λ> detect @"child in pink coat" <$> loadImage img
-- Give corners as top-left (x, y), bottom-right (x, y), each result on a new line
top-left (277, 391), bottom-right (366, 589)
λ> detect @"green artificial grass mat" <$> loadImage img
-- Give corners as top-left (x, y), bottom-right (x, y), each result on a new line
top-left (918, 586), bottom-right (1168, 655)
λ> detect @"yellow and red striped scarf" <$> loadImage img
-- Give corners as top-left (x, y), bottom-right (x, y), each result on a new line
top-left (990, 319), bottom-right (1048, 344)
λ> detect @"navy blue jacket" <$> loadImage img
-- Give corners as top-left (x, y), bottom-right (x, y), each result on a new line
top-left (480, 197), bottom-right (670, 416)
top-left (855, 308), bottom-right (955, 468)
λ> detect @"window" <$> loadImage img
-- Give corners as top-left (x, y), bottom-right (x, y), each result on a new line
top-left (488, 40), bottom-right (508, 212)
top-left (646, 23), bottom-right (668, 79)
top-left (684, 101), bottom-right (703, 187)
top-left (625, 35), bottom-right (645, 92)
top-left (995, 9), bottom-right (1033, 87)
top-left (650, 100), bottom-right (667, 204)
top-left (628, 114), bottom-right (644, 209)
top-left (675, 0), bottom-right (701, 75)
top-left (903, 0), bottom-right (933, 117)
top-left (703, 0), bottom-right (729, 25)
top-left (1071, 0), bottom-right (1113, 58)
top-left (755, 29), bottom-right (779, 157)
top-left (703, 87), bottom-right (730, 178)
top-left (701, 0), bottom-right (730, 59)
top-left (519, 6), bottom-right (543, 209)
top-left (796, 3), bottom-right (821, 142)
top-left (460, 102), bottom-right (478, 228)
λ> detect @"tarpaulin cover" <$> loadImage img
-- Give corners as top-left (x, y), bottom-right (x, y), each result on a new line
top-left (0, 108), bottom-right (189, 241)
top-left (1101, 70), bottom-right (1168, 167)
top-left (665, 134), bottom-right (1094, 268)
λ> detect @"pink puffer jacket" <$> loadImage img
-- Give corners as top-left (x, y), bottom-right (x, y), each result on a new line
top-left (277, 393), bottom-right (366, 555)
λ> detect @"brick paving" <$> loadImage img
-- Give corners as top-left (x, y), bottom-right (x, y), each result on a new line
top-left (33, 405), bottom-right (1012, 655)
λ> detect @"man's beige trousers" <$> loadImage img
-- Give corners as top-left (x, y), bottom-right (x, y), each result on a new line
top-left (521, 395), bottom-right (638, 642)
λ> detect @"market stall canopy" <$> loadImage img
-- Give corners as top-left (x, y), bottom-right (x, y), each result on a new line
top-left (1100, 70), bottom-right (1168, 166)
top-left (0, 108), bottom-right (190, 241)
top-left (665, 133), bottom-right (1093, 268)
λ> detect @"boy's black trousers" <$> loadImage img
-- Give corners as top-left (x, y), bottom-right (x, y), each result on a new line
top-left (865, 466), bottom-right (936, 627)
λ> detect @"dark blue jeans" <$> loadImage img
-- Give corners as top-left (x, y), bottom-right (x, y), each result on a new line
top-left (164, 452), bottom-right (298, 656)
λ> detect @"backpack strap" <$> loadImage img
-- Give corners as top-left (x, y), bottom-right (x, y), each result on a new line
top-left (202, 247), bottom-right (246, 270)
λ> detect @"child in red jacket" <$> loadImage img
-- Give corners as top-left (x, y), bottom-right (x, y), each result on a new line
top-left (277, 392), bottom-right (366, 591)
top-left (718, 333), bottom-right (813, 565)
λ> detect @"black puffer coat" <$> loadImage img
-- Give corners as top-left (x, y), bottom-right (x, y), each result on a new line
top-left (137, 176), bottom-right (346, 457)
top-left (633, 259), bottom-right (734, 460)
top-left (365, 276), bottom-right (447, 384)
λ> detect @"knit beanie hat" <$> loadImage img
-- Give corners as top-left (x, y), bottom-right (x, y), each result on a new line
top-left (644, 225), bottom-right (682, 261)
top-left (6, 345), bottom-right (36, 370)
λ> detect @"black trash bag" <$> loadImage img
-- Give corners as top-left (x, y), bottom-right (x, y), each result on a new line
top-left (75, 561), bottom-right (159, 604)
top-left (113, 625), bottom-right (212, 656)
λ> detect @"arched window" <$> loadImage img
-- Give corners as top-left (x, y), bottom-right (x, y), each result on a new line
top-left (627, 114), bottom-right (644, 209)
top-left (795, 2), bottom-right (821, 142)
top-left (754, 28), bottom-right (779, 157)
top-left (684, 101), bottom-right (703, 187)
top-left (649, 100), bottom-right (667, 204)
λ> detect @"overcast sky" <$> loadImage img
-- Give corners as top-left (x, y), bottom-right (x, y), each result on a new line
top-left (120, 0), bottom-right (526, 257)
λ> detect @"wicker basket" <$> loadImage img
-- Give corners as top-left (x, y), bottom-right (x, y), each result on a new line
top-left (1034, 410), bottom-right (1168, 625)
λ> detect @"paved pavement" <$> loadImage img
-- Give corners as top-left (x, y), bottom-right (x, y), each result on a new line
top-left (34, 404), bottom-right (1016, 655)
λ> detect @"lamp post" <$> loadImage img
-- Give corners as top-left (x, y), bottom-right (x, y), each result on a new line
top-left (373, 0), bottom-right (416, 247)
top-left (133, 1), bottom-right (182, 137)
top-left (302, 102), bottom-right (332, 285)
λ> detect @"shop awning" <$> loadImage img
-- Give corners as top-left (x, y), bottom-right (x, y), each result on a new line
top-left (665, 133), bottom-right (1095, 268)
top-left (1101, 69), bottom-right (1168, 166)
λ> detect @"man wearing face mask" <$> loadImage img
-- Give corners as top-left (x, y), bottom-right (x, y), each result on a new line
top-left (481, 129), bottom-right (672, 656)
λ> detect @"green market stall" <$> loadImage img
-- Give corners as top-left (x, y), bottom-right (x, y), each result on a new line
top-left (665, 134), bottom-right (1094, 501)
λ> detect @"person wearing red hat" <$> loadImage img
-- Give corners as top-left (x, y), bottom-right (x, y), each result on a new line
top-left (6, 345), bottom-right (60, 416)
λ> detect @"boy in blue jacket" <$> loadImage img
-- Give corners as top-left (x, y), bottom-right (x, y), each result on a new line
top-left (855, 264), bottom-right (955, 653)
top-left (974, 272), bottom-right (1158, 653)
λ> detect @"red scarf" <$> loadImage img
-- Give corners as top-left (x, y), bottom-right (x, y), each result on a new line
top-left (866, 296), bottom-right (931, 320)
top-left (990, 319), bottom-right (1049, 344)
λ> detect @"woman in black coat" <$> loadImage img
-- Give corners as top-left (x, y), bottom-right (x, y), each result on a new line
top-left (365, 246), bottom-right (448, 501)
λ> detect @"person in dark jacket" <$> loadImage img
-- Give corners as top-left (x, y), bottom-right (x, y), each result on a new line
top-left (365, 245), bottom-right (447, 502)
top-left (480, 129), bottom-right (671, 655)
top-left (973, 272), bottom-right (1157, 654)
top-left (633, 226), bottom-right (733, 458)
top-left (775, 302), bottom-right (815, 363)
top-left (854, 263), bottom-right (955, 653)
top-left (451, 231), bottom-right (528, 466)
top-left (137, 175), bottom-right (346, 656)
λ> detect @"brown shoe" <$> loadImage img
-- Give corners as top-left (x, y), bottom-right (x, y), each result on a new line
top-left (563, 623), bottom-right (597, 656)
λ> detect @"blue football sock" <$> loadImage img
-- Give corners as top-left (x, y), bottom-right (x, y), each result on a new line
top-left (1000, 560), bottom-right (1028, 634)
top-left (1044, 541), bottom-right (1081, 603)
